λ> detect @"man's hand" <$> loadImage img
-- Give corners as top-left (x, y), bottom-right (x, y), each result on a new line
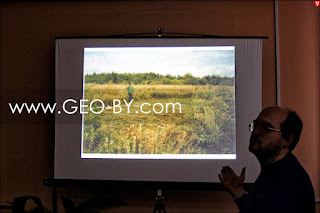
top-left (218, 166), bottom-right (247, 199)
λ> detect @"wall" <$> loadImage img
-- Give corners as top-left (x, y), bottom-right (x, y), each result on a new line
top-left (0, 1), bottom-right (317, 212)
top-left (277, 0), bottom-right (320, 201)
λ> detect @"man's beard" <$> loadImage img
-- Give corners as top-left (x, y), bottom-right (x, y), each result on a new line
top-left (249, 135), bottom-right (282, 161)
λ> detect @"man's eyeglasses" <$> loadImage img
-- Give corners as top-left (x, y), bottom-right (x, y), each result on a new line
top-left (248, 121), bottom-right (281, 133)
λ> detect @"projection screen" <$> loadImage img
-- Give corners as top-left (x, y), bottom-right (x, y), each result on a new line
top-left (54, 38), bottom-right (262, 183)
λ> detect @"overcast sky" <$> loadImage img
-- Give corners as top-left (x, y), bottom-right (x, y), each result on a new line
top-left (83, 46), bottom-right (235, 78)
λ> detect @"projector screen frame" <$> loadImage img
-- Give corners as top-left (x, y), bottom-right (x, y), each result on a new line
top-left (44, 178), bottom-right (254, 191)
top-left (54, 36), bottom-right (266, 184)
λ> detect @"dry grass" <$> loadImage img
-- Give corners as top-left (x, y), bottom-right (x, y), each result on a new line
top-left (83, 83), bottom-right (236, 155)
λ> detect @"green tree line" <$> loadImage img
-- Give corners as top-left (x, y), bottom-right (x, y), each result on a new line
top-left (85, 72), bottom-right (234, 86)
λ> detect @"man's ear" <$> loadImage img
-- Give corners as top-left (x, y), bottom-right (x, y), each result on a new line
top-left (283, 134), bottom-right (294, 148)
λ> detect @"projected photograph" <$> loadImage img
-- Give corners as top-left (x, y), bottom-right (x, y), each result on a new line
top-left (81, 46), bottom-right (235, 158)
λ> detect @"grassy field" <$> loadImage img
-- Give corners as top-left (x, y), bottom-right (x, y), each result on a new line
top-left (82, 84), bottom-right (235, 154)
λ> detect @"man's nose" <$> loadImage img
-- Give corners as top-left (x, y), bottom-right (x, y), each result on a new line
top-left (252, 125), bottom-right (261, 135)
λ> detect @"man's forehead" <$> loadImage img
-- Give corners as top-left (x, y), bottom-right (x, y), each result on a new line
top-left (257, 106), bottom-right (289, 125)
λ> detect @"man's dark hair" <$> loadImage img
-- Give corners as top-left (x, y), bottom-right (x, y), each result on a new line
top-left (280, 109), bottom-right (303, 151)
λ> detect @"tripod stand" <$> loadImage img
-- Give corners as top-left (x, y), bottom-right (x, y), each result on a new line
top-left (152, 190), bottom-right (166, 213)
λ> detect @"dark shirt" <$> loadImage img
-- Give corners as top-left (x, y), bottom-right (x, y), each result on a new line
top-left (235, 153), bottom-right (315, 213)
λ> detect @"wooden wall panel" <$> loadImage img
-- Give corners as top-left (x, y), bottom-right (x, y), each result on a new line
top-left (278, 1), bottom-right (320, 201)
top-left (1, 1), bottom-right (279, 212)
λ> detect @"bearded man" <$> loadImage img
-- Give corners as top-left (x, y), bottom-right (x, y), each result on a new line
top-left (219, 106), bottom-right (315, 213)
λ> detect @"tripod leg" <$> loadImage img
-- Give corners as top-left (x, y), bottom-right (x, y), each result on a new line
top-left (161, 203), bottom-right (166, 213)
